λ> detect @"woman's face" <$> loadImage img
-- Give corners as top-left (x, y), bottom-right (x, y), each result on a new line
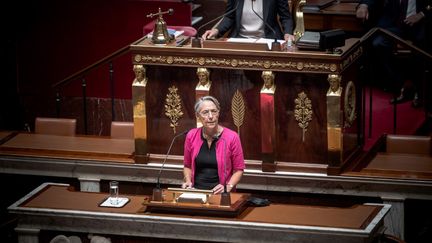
top-left (197, 100), bottom-right (219, 130)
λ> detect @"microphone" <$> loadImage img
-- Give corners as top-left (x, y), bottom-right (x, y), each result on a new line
top-left (152, 129), bottom-right (189, 201)
top-left (217, 135), bottom-right (231, 206)
top-left (251, 0), bottom-right (281, 51)
top-left (191, 1), bottom-right (240, 48)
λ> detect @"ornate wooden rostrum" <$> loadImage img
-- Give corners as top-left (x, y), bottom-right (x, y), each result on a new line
top-left (130, 36), bottom-right (363, 174)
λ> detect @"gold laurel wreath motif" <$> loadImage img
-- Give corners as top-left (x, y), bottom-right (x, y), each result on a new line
top-left (231, 89), bottom-right (245, 136)
top-left (164, 86), bottom-right (183, 134)
top-left (294, 91), bottom-right (313, 142)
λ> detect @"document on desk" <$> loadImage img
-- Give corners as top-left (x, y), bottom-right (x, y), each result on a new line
top-left (255, 38), bottom-right (285, 50)
top-left (227, 38), bottom-right (285, 50)
top-left (177, 192), bottom-right (208, 204)
top-left (99, 197), bottom-right (130, 208)
top-left (227, 38), bottom-right (257, 43)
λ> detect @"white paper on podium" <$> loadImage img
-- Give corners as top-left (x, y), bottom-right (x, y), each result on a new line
top-left (227, 37), bottom-right (285, 50)
top-left (99, 197), bottom-right (130, 208)
top-left (177, 193), bottom-right (207, 203)
top-left (255, 38), bottom-right (285, 50)
top-left (227, 38), bottom-right (257, 43)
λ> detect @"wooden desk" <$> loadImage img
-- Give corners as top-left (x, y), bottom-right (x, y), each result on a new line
top-left (8, 183), bottom-right (390, 243)
top-left (0, 133), bottom-right (135, 192)
top-left (1, 133), bottom-right (431, 239)
top-left (360, 153), bottom-right (432, 179)
top-left (0, 133), bottom-right (135, 163)
top-left (304, 2), bottom-right (364, 33)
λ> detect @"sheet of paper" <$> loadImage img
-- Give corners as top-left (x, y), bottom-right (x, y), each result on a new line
top-left (227, 38), bottom-right (257, 43)
top-left (256, 38), bottom-right (285, 50)
top-left (99, 197), bottom-right (129, 208)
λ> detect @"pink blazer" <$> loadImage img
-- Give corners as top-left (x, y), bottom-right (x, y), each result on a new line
top-left (183, 127), bottom-right (245, 186)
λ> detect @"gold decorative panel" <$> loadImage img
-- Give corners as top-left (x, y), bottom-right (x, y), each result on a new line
top-left (231, 89), bottom-right (245, 136)
top-left (164, 86), bottom-right (183, 134)
top-left (294, 91), bottom-right (312, 142)
top-left (134, 54), bottom-right (339, 73)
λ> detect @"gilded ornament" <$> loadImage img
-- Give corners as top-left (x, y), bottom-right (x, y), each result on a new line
top-left (231, 59), bottom-right (239, 67)
top-left (231, 90), bottom-right (245, 136)
top-left (294, 92), bottom-right (313, 142)
top-left (296, 62), bottom-right (304, 70)
top-left (344, 81), bottom-right (357, 128)
top-left (198, 57), bottom-right (206, 66)
top-left (164, 86), bottom-right (184, 134)
top-left (330, 64), bottom-right (337, 72)
top-left (167, 56), bottom-right (174, 64)
top-left (134, 54), bottom-right (142, 62)
top-left (132, 65), bottom-right (148, 86)
top-left (136, 55), bottom-right (338, 73)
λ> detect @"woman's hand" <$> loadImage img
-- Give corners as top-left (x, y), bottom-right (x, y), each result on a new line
top-left (284, 34), bottom-right (295, 42)
top-left (202, 29), bottom-right (219, 40)
top-left (181, 181), bottom-right (193, 189)
top-left (211, 184), bottom-right (224, 194)
top-left (211, 184), bottom-right (233, 194)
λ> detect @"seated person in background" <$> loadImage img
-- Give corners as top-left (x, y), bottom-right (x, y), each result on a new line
top-left (201, 0), bottom-right (295, 43)
top-left (357, 0), bottom-right (431, 107)
top-left (182, 96), bottom-right (245, 194)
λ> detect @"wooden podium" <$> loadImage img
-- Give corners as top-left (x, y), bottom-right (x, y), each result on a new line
top-left (145, 188), bottom-right (251, 217)
top-left (130, 35), bottom-right (365, 175)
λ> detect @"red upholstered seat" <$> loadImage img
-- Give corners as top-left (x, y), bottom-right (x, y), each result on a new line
top-left (35, 117), bottom-right (77, 136)
top-left (143, 20), bottom-right (197, 37)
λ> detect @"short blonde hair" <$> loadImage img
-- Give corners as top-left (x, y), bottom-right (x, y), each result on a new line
top-left (194, 96), bottom-right (220, 114)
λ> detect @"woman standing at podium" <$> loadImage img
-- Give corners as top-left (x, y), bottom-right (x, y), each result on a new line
top-left (201, 0), bottom-right (295, 42)
top-left (182, 96), bottom-right (245, 194)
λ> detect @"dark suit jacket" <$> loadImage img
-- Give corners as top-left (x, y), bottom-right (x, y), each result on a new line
top-left (215, 0), bottom-right (293, 39)
top-left (360, 0), bottom-right (432, 28)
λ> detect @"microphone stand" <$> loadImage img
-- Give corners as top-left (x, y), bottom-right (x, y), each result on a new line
top-left (218, 136), bottom-right (231, 206)
top-left (152, 130), bottom-right (189, 202)
top-left (191, 1), bottom-right (239, 48)
top-left (251, 0), bottom-right (281, 51)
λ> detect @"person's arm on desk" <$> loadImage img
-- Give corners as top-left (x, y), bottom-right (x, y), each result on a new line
top-left (202, 29), bottom-right (219, 40)
top-left (211, 170), bottom-right (243, 194)
top-left (182, 167), bottom-right (193, 189)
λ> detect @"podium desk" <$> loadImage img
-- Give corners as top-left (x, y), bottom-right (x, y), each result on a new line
top-left (130, 36), bottom-right (365, 176)
top-left (8, 183), bottom-right (390, 243)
